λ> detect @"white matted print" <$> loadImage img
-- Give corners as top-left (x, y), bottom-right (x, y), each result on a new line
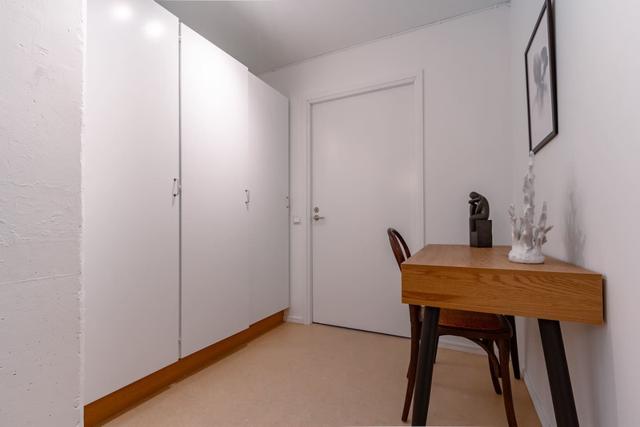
top-left (525, 0), bottom-right (557, 154)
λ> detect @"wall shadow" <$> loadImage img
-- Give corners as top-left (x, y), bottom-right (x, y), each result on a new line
top-left (563, 182), bottom-right (586, 266)
top-left (560, 181), bottom-right (618, 426)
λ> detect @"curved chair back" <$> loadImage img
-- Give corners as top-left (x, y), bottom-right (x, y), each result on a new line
top-left (387, 228), bottom-right (411, 271)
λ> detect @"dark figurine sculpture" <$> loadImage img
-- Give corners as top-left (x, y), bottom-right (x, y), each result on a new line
top-left (469, 191), bottom-right (493, 247)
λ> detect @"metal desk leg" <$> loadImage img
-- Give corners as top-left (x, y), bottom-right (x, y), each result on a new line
top-left (411, 307), bottom-right (440, 426)
top-left (538, 319), bottom-right (579, 427)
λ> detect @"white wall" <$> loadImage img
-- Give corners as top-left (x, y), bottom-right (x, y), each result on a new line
top-left (0, 1), bottom-right (84, 425)
top-left (509, 1), bottom-right (640, 425)
top-left (261, 5), bottom-right (513, 324)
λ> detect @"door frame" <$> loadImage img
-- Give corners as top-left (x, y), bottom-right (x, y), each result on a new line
top-left (303, 71), bottom-right (425, 325)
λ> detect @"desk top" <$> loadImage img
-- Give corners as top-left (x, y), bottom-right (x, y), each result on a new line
top-left (404, 244), bottom-right (599, 275)
top-left (402, 245), bottom-right (604, 324)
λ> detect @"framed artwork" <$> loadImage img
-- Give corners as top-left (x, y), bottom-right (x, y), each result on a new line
top-left (525, 0), bottom-right (558, 154)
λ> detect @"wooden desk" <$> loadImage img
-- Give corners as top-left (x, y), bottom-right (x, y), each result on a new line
top-left (401, 245), bottom-right (603, 427)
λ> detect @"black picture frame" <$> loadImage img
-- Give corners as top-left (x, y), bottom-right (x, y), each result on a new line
top-left (524, 0), bottom-right (558, 154)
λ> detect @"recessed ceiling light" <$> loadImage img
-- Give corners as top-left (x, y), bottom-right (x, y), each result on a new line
top-left (143, 21), bottom-right (165, 39)
top-left (111, 2), bottom-right (133, 22)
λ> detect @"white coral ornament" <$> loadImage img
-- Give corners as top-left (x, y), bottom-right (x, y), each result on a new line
top-left (508, 152), bottom-right (553, 264)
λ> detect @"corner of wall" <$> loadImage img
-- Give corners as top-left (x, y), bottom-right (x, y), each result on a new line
top-left (523, 370), bottom-right (554, 427)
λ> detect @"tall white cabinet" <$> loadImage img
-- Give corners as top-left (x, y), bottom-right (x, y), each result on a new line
top-left (84, 0), bottom-right (180, 403)
top-left (180, 24), bottom-right (251, 357)
top-left (84, 2), bottom-right (289, 404)
top-left (248, 74), bottom-right (290, 324)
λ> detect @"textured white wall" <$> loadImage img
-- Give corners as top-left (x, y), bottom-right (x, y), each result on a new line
top-left (509, 1), bottom-right (640, 425)
top-left (261, 5), bottom-right (512, 324)
top-left (0, 0), bottom-right (84, 425)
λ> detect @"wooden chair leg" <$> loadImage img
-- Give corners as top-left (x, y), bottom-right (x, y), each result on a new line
top-left (402, 358), bottom-right (417, 422)
top-left (506, 315), bottom-right (521, 379)
top-left (402, 321), bottom-right (421, 422)
top-left (485, 339), bottom-right (502, 395)
top-left (498, 339), bottom-right (518, 427)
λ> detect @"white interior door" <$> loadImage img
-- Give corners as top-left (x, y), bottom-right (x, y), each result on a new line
top-left (84, 0), bottom-right (179, 403)
top-left (311, 80), bottom-right (423, 337)
top-left (180, 24), bottom-right (250, 357)
top-left (248, 74), bottom-right (290, 324)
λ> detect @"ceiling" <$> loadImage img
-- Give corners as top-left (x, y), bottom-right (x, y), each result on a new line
top-left (157, 0), bottom-right (507, 74)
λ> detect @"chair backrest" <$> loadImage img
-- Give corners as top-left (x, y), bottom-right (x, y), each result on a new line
top-left (387, 228), bottom-right (411, 271)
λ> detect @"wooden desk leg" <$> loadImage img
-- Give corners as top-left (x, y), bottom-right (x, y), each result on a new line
top-left (538, 319), bottom-right (579, 427)
top-left (411, 307), bottom-right (440, 426)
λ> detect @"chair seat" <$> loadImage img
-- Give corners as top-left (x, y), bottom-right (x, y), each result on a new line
top-left (438, 308), bottom-right (508, 332)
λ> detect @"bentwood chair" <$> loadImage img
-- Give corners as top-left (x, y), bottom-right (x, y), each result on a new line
top-left (387, 228), bottom-right (517, 427)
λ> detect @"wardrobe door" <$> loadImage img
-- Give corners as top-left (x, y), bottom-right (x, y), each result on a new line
top-left (180, 24), bottom-right (250, 357)
top-left (248, 75), bottom-right (290, 323)
top-left (84, 0), bottom-right (179, 403)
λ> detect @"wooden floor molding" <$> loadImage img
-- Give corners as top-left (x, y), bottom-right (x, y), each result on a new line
top-left (84, 310), bottom-right (285, 426)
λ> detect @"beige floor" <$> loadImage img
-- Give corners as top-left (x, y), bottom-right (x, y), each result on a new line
top-left (106, 323), bottom-right (541, 426)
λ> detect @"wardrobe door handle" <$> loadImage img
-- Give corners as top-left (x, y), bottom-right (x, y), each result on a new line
top-left (172, 178), bottom-right (182, 198)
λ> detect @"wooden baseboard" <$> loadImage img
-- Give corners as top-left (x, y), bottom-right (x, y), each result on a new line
top-left (84, 310), bottom-right (285, 426)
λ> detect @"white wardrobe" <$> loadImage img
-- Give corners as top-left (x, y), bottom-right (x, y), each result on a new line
top-left (247, 74), bottom-right (290, 325)
top-left (180, 24), bottom-right (251, 357)
top-left (84, 0), bottom-right (289, 403)
top-left (84, 0), bottom-right (180, 404)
